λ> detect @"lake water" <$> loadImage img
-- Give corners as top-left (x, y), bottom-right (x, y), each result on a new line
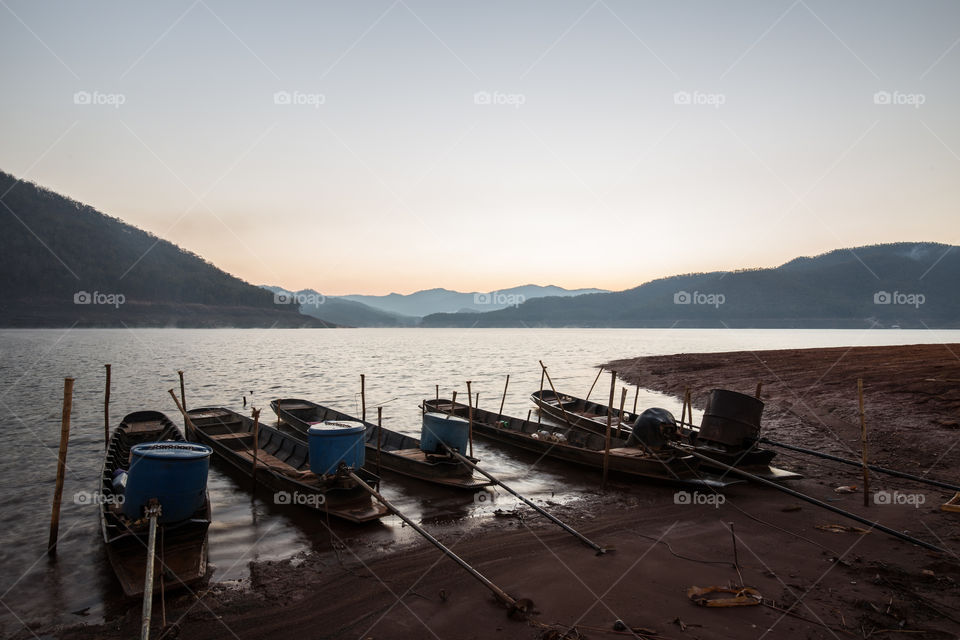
top-left (2, 327), bottom-right (958, 634)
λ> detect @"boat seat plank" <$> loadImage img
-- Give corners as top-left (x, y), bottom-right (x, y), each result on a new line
top-left (608, 447), bottom-right (648, 458)
top-left (209, 432), bottom-right (251, 441)
top-left (279, 403), bottom-right (314, 410)
top-left (390, 448), bottom-right (429, 461)
top-left (125, 421), bottom-right (167, 434)
top-left (190, 409), bottom-right (233, 419)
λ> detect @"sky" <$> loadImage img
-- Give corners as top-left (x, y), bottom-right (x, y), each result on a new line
top-left (1, 1), bottom-right (958, 295)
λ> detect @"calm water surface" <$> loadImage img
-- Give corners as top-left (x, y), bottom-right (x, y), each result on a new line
top-left (2, 327), bottom-right (958, 634)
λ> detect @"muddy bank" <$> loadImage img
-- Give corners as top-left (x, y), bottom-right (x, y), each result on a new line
top-left (30, 344), bottom-right (960, 640)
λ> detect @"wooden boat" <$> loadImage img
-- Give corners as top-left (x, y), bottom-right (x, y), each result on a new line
top-left (186, 407), bottom-right (388, 523)
top-left (100, 411), bottom-right (210, 598)
top-left (271, 399), bottom-right (492, 490)
top-left (530, 389), bottom-right (799, 482)
top-left (421, 399), bottom-right (742, 489)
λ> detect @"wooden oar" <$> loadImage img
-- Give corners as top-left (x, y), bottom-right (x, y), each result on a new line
top-left (346, 469), bottom-right (524, 611)
top-left (441, 444), bottom-right (609, 555)
top-left (140, 500), bottom-right (161, 640)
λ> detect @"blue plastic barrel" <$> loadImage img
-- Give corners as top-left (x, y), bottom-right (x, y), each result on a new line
top-left (122, 442), bottom-right (212, 523)
top-left (307, 421), bottom-right (366, 475)
top-left (420, 412), bottom-right (469, 454)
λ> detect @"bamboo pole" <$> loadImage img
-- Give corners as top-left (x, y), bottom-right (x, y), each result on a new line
top-left (435, 384), bottom-right (439, 404)
top-left (616, 387), bottom-right (627, 438)
top-left (103, 364), bottom-right (111, 448)
top-left (450, 391), bottom-right (458, 416)
top-left (360, 374), bottom-right (366, 422)
top-left (466, 381), bottom-right (474, 458)
top-left (251, 408), bottom-right (261, 485)
top-left (177, 370), bottom-right (186, 412)
top-left (497, 374), bottom-right (510, 421)
top-left (538, 369), bottom-right (544, 425)
top-left (585, 367), bottom-right (603, 402)
top-left (632, 386), bottom-right (639, 415)
top-left (377, 406), bottom-right (383, 475)
top-left (140, 502), bottom-right (161, 640)
top-left (168, 389), bottom-right (197, 438)
top-left (538, 361), bottom-right (574, 426)
top-left (602, 372), bottom-right (615, 489)
top-left (48, 377), bottom-right (74, 556)
top-left (755, 382), bottom-right (763, 399)
top-left (858, 379), bottom-right (869, 507)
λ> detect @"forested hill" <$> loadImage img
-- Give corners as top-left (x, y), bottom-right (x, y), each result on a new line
top-left (0, 171), bottom-right (329, 327)
top-left (420, 243), bottom-right (960, 328)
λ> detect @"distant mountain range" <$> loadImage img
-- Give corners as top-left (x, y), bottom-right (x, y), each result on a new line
top-left (418, 243), bottom-right (959, 328)
top-left (0, 170), bottom-right (328, 327)
top-left (260, 285), bottom-right (609, 326)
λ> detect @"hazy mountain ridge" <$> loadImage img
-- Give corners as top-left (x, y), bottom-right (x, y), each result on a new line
top-left (0, 170), bottom-right (330, 327)
top-left (419, 243), bottom-right (960, 328)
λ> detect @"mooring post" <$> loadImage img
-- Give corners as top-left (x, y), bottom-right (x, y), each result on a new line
top-left (361, 374), bottom-right (366, 422)
top-left (602, 371), bottom-right (615, 489)
top-left (632, 386), bottom-right (639, 415)
top-left (755, 381), bottom-right (763, 399)
top-left (251, 408), bottom-right (261, 485)
top-left (103, 364), bottom-right (111, 448)
top-left (377, 406), bottom-right (383, 475)
top-left (466, 381), bottom-right (474, 458)
top-left (497, 374), bottom-right (510, 421)
top-left (858, 378), bottom-right (869, 507)
top-left (177, 370), bottom-right (186, 413)
top-left (616, 387), bottom-right (627, 438)
top-left (538, 369), bottom-right (544, 425)
top-left (48, 377), bottom-right (74, 556)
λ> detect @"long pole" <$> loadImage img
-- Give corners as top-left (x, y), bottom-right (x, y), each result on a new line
top-left (758, 437), bottom-right (960, 492)
top-left (168, 389), bottom-right (197, 438)
top-left (675, 447), bottom-right (945, 553)
top-left (435, 384), bottom-right (439, 404)
top-left (602, 371), bottom-right (615, 489)
top-left (140, 502), bottom-right (161, 640)
top-left (251, 408), bottom-right (261, 485)
top-left (755, 382), bottom-right (763, 399)
top-left (104, 364), bottom-right (111, 448)
top-left (450, 391), bottom-right (458, 417)
top-left (858, 379), bottom-right (869, 507)
top-left (632, 386), bottom-right (639, 415)
top-left (616, 387), bottom-right (627, 438)
top-left (497, 374), bottom-right (510, 421)
top-left (347, 470), bottom-right (519, 608)
top-left (466, 381), bottom-right (474, 458)
top-left (539, 361), bottom-right (574, 426)
top-left (48, 377), bottom-right (74, 556)
top-left (177, 370), bottom-right (186, 412)
top-left (377, 406), bottom-right (383, 475)
top-left (585, 367), bottom-right (604, 402)
top-left (360, 374), bottom-right (366, 422)
top-left (538, 369), bottom-right (544, 425)
top-left (442, 444), bottom-right (607, 555)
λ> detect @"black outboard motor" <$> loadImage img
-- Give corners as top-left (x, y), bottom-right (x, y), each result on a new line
top-left (697, 389), bottom-right (763, 450)
top-left (627, 408), bottom-right (680, 450)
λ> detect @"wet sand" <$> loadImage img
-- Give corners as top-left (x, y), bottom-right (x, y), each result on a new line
top-left (36, 344), bottom-right (960, 639)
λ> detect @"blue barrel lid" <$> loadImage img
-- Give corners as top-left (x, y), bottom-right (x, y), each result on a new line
top-left (423, 412), bottom-right (469, 424)
top-left (308, 420), bottom-right (365, 435)
top-left (131, 442), bottom-right (213, 459)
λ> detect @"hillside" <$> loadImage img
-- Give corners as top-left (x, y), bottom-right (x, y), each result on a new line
top-left (419, 243), bottom-right (960, 328)
top-left (0, 171), bottom-right (330, 328)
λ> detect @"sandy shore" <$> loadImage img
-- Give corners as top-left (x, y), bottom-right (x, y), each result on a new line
top-left (35, 344), bottom-right (960, 640)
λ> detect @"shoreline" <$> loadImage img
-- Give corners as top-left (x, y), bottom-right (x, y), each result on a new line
top-left (30, 344), bottom-right (960, 640)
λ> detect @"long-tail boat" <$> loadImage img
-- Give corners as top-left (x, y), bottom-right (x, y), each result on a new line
top-left (271, 399), bottom-right (491, 490)
top-left (530, 389), bottom-right (799, 481)
top-left (186, 407), bottom-right (388, 523)
top-left (421, 399), bottom-right (743, 489)
top-left (100, 411), bottom-right (211, 597)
